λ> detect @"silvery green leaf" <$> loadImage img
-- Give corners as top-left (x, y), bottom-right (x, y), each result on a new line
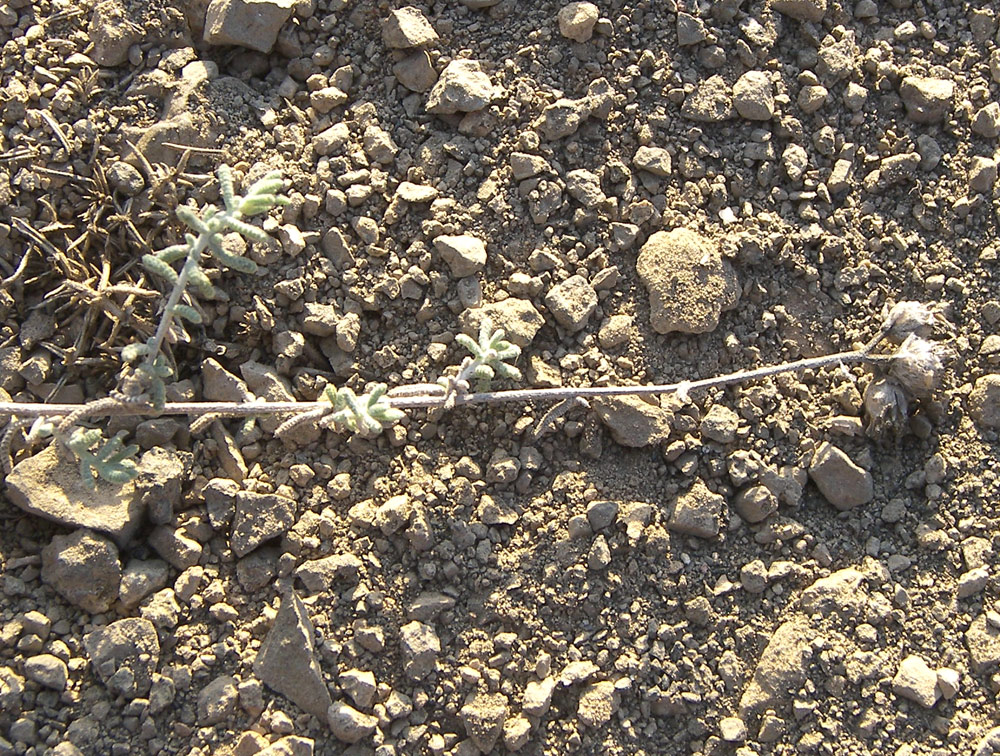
top-left (217, 164), bottom-right (236, 211)
top-left (142, 254), bottom-right (179, 286)
top-left (171, 304), bottom-right (203, 324)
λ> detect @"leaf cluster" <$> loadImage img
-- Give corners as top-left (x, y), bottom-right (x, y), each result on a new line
top-left (141, 165), bottom-right (289, 289)
top-left (322, 383), bottom-right (406, 437)
top-left (454, 317), bottom-right (522, 391)
top-left (120, 342), bottom-right (173, 410)
top-left (66, 427), bottom-right (139, 489)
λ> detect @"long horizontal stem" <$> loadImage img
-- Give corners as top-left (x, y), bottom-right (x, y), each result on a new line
top-left (0, 347), bottom-right (875, 420)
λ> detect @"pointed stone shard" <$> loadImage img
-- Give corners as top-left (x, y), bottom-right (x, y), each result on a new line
top-left (231, 491), bottom-right (296, 557)
top-left (460, 691), bottom-right (508, 753)
top-left (738, 616), bottom-right (812, 718)
top-left (253, 592), bottom-right (332, 720)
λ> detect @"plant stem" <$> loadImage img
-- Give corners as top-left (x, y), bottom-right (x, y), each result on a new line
top-left (143, 232), bottom-right (210, 370)
top-left (0, 346), bottom-right (879, 420)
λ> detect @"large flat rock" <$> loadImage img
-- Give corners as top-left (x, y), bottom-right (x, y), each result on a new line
top-left (6, 444), bottom-right (183, 547)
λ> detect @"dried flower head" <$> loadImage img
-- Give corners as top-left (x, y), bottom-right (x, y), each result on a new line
top-left (863, 376), bottom-right (908, 438)
top-left (881, 301), bottom-right (937, 341)
top-left (890, 334), bottom-right (946, 397)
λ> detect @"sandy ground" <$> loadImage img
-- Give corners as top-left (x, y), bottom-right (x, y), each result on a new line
top-left (1, 0), bottom-right (999, 754)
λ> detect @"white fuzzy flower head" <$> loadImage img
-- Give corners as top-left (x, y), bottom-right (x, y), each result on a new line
top-left (890, 334), bottom-right (945, 396)
top-left (882, 301), bottom-right (936, 341)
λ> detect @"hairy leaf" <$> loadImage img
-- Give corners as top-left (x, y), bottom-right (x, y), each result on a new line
top-left (187, 266), bottom-right (216, 298)
top-left (220, 215), bottom-right (271, 245)
top-left (171, 304), bottom-right (203, 324)
top-left (157, 244), bottom-right (190, 264)
top-left (176, 205), bottom-right (210, 235)
top-left (142, 254), bottom-right (179, 286)
top-left (217, 164), bottom-right (236, 212)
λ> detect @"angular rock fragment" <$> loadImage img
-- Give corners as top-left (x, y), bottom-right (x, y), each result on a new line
top-left (676, 12), bottom-right (707, 46)
top-left (565, 168), bottom-right (605, 207)
top-left (544, 275), bottom-right (597, 332)
top-left (394, 51), bottom-right (437, 92)
top-left (539, 97), bottom-right (591, 140)
top-left (701, 404), bottom-right (739, 443)
top-left (892, 655), bottom-right (939, 708)
top-left (89, 0), bottom-right (142, 66)
top-left (408, 592), bottom-right (457, 621)
top-left (808, 442), bottom-right (873, 510)
top-left (119, 559), bottom-right (170, 609)
top-left (510, 152), bottom-right (551, 180)
top-left (970, 374), bottom-right (1000, 428)
top-left (460, 692), bottom-right (508, 752)
top-left (382, 6), bottom-right (438, 49)
top-left (231, 491), bottom-right (296, 557)
top-left (734, 485), bottom-right (778, 524)
top-left (771, 0), bottom-right (826, 22)
top-left (204, 478), bottom-right (239, 530)
top-left (733, 71), bottom-right (774, 120)
top-left (6, 445), bottom-right (182, 547)
top-left (0, 667), bottom-right (23, 715)
top-left (84, 618), bottom-right (160, 699)
top-left (198, 675), bottom-right (239, 725)
top-left (148, 525), bottom-right (202, 569)
top-left (433, 234), bottom-right (487, 278)
top-left (632, 146), bottom-right (672, 176)
top-left (237, 547), bottom-right (279, 593)
top-left (24, 655), bottom-right (68, 691)
top-left (240, 361), bottom-right (300, 435)
top-left (426, 60), bottom-right (496, 114)
top-left (636, 228), bottom-right (740, 334)
top-left (396, 181), bottom-right (438, 203)
top-left (203, 0), bottom-right (295, 53)
top-left (593, 396), bottom-right (672, 447)
top-left (557, 2), bottom-right (599, 43)
top-left (739, 616), bottom-right (812, 717)
top-left (899, 76), bottom-right (954, 124)
top-left (294, 554), bottom-right (363, 593)
top-left (202, 358), bottom-right (253, 402)
top-left (41, 529), bottom-right (121, 614)
top-left (504, 715), bottom-right (532, 751)
top-left (799, 568), bottom-right (866, 619)
top-left (668, 479), bottom-right (723, 538)
top-left (257, 737), bottom-right (314, 756)
top-left (339, 669), bottom-right (377, 709)
top-left (972, 102), bottom-right (1000, 138)
top-left (253, 592), bottom-right (332, 720)
top-left (965, 614), bottom-right (1000, 673)
top-left (328, 701), bottom-right (377, 743)
top-left (817, 31), bottom-right (857, 82)
top-left (461, 299), bottom-right (544, 348)
top-left (399, 621), bottom-right (440, 680)
top-left (969, 157), bottom-right (998, 194)
top-left (719, 716), bottom-right (748, 742)
top-left (301, 303), bottom-right (339, 337)
top-left (522, 677), bottom-right (556, 717)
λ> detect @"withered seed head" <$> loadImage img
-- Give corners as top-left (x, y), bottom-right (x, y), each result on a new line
top-left (881, 301), bottom-right (937, 341)
top-left (863, 376), bottom-right (909, 438)
top-left (890, 334), bottom-right (946, 397)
